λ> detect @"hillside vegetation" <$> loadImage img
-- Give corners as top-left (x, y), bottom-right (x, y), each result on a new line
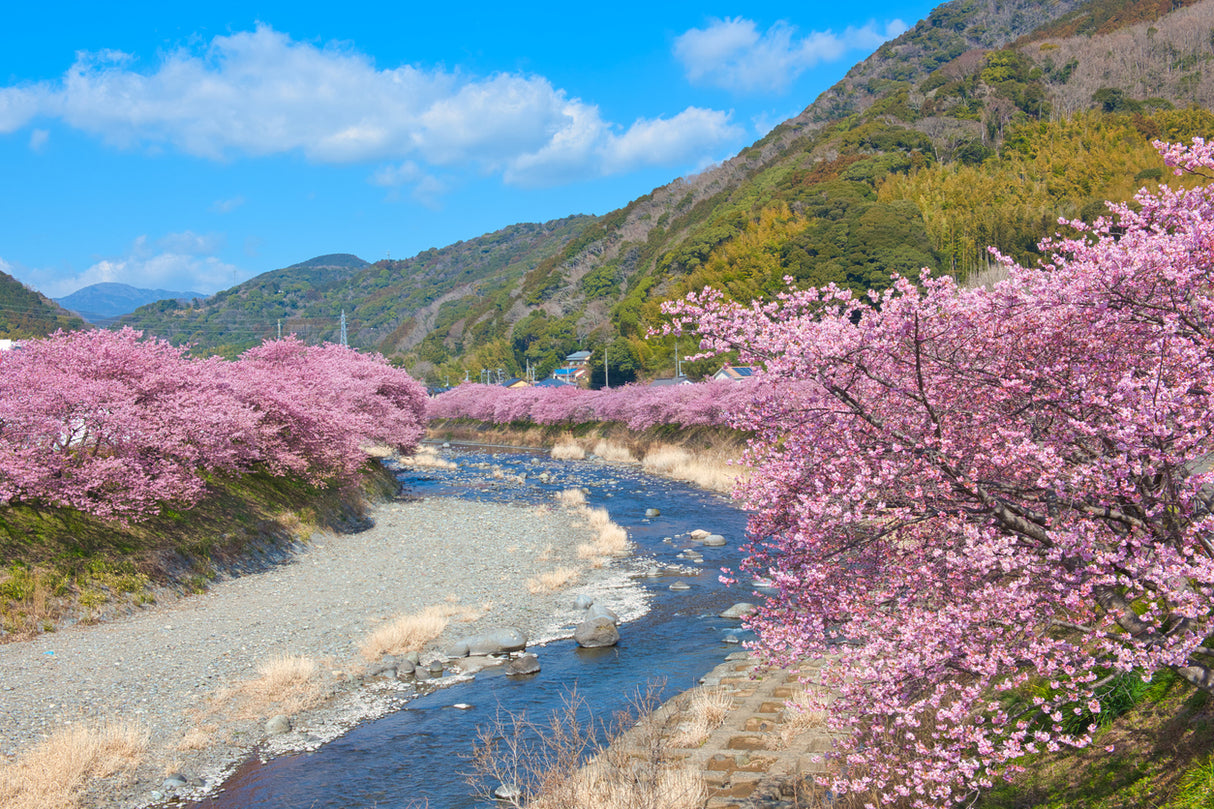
top-left (115, 0), bottom-right (1214, 388)
top-left (0, 271), bottom-right (84, 338)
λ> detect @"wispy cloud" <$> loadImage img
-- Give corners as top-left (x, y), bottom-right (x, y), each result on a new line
top-left (28, 128), bottom-right (48, 152)
top-left (0, 25), bottom-right (740, 188)
top-left (210, 195), bottom-right (244, 214)
top-left (674, 17), bottom-right (908, 94)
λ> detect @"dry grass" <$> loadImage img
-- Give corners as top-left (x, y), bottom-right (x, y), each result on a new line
top-left (641, 445), bottom-right (739, 493)
top-left (555, 488), bottom-right (587, 507)
top-left (358, 603), bottom-right (483, 661)
top-left (530, 757), bottom-right (706, 809)
top-left (574, 507), bottom-right (631, 560)
top-left (215, 654), bottom-right (325, 719)
top-left (779, 686), bottom-right (831, 748)
top-left (400, 445), bottom-right (458, 470)
top-left (470, 685), bottom-right (706, 809)
top-left (671, 687), bottom-right (733, 748)
top-left (359, 606), bottom-right (451, 660)
top-left (592, 440), bottom-right (636, 464)
top-left (0, 722), bottom-right (148, 809)
top-left (176, 724), bottom-right (217, 752)
top-left (551, 437), bottom-right (586, 460)
top-left (526, 566), bottom-right (581, 594)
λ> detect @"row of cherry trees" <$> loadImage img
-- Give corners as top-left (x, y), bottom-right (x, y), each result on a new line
top-left (663, 139), bottom-right (1214, 807)
top-left (427, 378), bottom-right (757, 431)
top-left (0, 330), bottom-right (427, 521)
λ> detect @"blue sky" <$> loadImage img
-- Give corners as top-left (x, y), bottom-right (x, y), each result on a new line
top-left (0, 1), bottom-right (936, 298)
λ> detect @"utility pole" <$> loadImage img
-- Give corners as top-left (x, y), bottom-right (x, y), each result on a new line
top-left (339, 310), bottom-right (348, 347)
top-left (675, 339), bottom-right (682, 378)
top-left (604, 346), bottom-right (609, 389)
top-left (277, 319), bottom-right (282, 341)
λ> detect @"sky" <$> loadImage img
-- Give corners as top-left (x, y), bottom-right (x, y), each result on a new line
top-left (0, 1), bottom-right (938, 299)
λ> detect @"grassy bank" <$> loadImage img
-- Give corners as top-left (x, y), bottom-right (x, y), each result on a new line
top-left (0, 463), bottom-right (399, 639)
top-left (426, 419), bottom-right (750, 494)
top-left (972, 668), bottom-right (1214, 809)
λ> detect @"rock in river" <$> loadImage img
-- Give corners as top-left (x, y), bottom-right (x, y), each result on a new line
top-left (720, 602), bottom-right (757, 619)
top-left (574, 617), bottom-right (620, 648)
top-left (454, 627), bottom-right (528, 656)
top-left (505, 653), bottom-right (541, 676)
top-left (587, 603), bottom-right (620, 624)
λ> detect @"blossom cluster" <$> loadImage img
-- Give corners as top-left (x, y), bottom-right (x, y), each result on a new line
top-left (663, 139), bottom-right (1214, 806)
top-left (0, 329), bottom-right (427, 521)
top-left (427, 378), bottom-right (758, 431)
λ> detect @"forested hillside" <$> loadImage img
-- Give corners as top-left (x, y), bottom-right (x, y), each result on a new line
top-left (0, 270), bottom-right (84, 338)
top-left (117, 0), bottom-right (1214, 384)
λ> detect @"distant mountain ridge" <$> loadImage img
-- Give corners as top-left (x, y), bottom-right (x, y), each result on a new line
top-left (116, 0), bottom-right (1214, 384)
top-left (56, 283), bottom-right (207, 323)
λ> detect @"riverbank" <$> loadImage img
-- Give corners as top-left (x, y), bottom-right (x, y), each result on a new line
top-left (427, 420), bottom-right (749, 494)
top-left (0, 473), bottom-right (642, 809)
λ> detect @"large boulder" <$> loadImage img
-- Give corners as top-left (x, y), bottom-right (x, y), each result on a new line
top-left (587, 604), bottom-right (620, 624)
top-left (505, 653), bottom-right (542, 676)
top-left (720, 602), bottom-right (757, 619)
top-left (574, 617), bottom-right (620, 648)
top-left (455, 627), bottom-right (528, 656)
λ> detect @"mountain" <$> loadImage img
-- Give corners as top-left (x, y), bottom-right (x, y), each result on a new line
top-left (0, 270), bottom-right (85, 338)
top-left (56, 282), bottom-right (207, 324)
top-left (116, 0), bottom-right (1214, 383)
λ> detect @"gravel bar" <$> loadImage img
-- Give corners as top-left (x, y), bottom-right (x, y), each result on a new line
top-left (0, 493), bottom-right (647, 808)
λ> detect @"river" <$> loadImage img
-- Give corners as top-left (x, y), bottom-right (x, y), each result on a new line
top-left (185, 443), bottom-right (756, 808)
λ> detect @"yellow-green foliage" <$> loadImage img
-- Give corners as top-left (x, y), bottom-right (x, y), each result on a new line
top-left (879, 109), bottom-right (1214, 279)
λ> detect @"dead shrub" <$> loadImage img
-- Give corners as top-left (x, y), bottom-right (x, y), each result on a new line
top-left (0, 722), bottom-right (148, 809)
top-left (591, 440), bottom-right (636, 464)
top-left (551, 437), bottom-right (586, 460)
top-left (469, 684), bottom-right (705, 809)
top-left (555, 488), bottom-right (587, 508)
top-left (671, 687), bottom-right (733, 748)
top-left (642, 445), bottom-right (738, 493)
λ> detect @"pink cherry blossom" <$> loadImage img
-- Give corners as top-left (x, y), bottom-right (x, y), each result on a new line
top-left (660, 139), bottom-right (1214, 806)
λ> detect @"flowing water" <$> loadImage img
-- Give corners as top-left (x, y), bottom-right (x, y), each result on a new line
top-left (187, 444), bottom-right (757, 808)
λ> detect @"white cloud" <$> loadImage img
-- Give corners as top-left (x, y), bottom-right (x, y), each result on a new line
top-left (503, 106), bottom-right (742, 187)
top-left (28, 128), bottom-right (48, 151)
top-left (0, 25), bottom-right (739, 187)
top-left (674, 17), bottom-right (908, 94)
top-left (19, 234), bottom-right (239, 297)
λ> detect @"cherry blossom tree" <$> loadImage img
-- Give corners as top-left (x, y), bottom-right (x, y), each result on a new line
top-left (0, 331), bottom-right (427, 521)
top-left (0, 328), bottom-right (260, 519)
top-left (662, 140), bottom-right (1214, 806)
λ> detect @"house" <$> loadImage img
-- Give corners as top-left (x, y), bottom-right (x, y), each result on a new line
top-left (534, 377), bottom-right (576, 388)
top-left (649, 375), bottom-right (693, 387)
top-left (564, 350), bottom-right (593, 367)
top-left (713, 364), bottom-right (756, 382)
top-left (502, 377), bottom-right (530, 388)
top-left (551, 367), bottom-right (587, 384)
top-left (0, 339), bottom-right (17, 352)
